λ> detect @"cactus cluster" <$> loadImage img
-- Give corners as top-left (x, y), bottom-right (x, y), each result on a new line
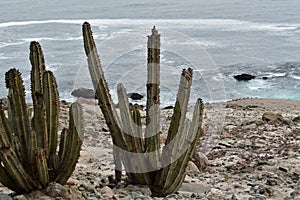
top-left (82, 22), bottom-right (204, 197)
top-left (0, 42), bottom-right (83, 193)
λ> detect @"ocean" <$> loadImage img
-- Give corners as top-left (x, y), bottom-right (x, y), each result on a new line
top-left (0, 0), bottom-right (299, 106)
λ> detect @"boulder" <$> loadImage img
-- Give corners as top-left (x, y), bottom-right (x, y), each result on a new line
top-left (292, 116), bottom-right (300, 125)
top-left (127, 93), bottom-right (144, 100)
top-left (100, 186), bottom-right (114, 199)
top-left (186, 161), bottom-right (200, 173)
top-left (262, 112), bottom-right (288, 125)
top-left (71, 87), bottom-right (97, 99)
top-left (234, 74), bottom-right (255, 81)
top-left (43, 183), bottom-right (68, 198)
top-left (193, 152), bottom-right (209, 170)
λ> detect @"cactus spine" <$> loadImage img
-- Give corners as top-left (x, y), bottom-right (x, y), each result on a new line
top-left (82, 22), bottom-right (204, 197)
top-left (0, 42), bottom-right (83, 194)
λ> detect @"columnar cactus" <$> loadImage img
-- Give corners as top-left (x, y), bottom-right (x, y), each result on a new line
top-left (82, 22), bottom-right (204, 197)
top-left (0, 42), bottom-right (83, 194)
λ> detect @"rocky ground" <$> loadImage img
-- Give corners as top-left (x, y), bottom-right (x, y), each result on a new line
top-left (0, 98), bottom-right (299, 199)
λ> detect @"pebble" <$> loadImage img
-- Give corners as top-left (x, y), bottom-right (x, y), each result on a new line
top-left (100, 186), bottom-right (114, 199)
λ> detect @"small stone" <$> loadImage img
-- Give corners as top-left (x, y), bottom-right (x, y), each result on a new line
top-left (82, 183), bottom-right (95, 193)
top-left (67, 178), bottom-right (80, 185)
top-left (193, 152), bottom-right (209, 170)
top-left (24, 190), bottom-right (52, 200)
top-left (221, 130), bottom-right (232, 138)
top-left (43, 183), bottom-right (68, 198)
top-left (278, 166), bottom-right (288, 172)
top-left (206, 188), bottom-right (224, 200)
top-left (138, 186), bottom-right (152, 196)
top-left (186, 161), bottom-right (200, 173)
top-left (262, 112), bottom-right (287, 125)
top-left (100, 186), bottom-right (114, 199)
top-left (12, 195), bottom-right (26, 200)
top-left (0, 194), bottom-right (13, 200)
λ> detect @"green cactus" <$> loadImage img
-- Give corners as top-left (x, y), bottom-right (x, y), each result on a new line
top-left (0, 42), bottom-right (83, 194)
top-left (82, 22), bottom-right (205, 197)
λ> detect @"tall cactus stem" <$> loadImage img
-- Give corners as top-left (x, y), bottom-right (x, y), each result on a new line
top-left (43, 71), bottom-right (59, 168)
top-left (36, 149), bottom-right (49, 187)
top-left (82, 22), bottom-right (127, 150)
top-left (5, 69), bottom-right (30, 160)
top-left (30, 42), bottom-right (48, 150)
top-left (145, 26), bottom-right (161, 176)
top-left (55, 103), bottom-right (83, 184)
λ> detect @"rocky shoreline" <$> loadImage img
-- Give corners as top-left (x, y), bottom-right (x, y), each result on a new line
top-left (0, 98), bottom-right (299, 199)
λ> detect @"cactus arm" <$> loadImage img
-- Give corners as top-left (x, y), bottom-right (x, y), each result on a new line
top-left (165, 68), bottom-right (193, 145)
top-left (55, 103), bottom-right (83, 184)
top-left (113, 145), bottom-right (122, 183)
top-left (0, 161), bottom-right (20, 192)
top-left (117, 83), bottom-right (140, 152)
top-left (5, 69), bottom-right (30, 159)
top-left (145, 26), bottom-right (161, 172)
top-left (36, 149), bottom-right (49, 187)
top-left (117, 83), bottom-right (152, 184)
top-left (82, 22), bottom-right (127, 150)
top-left (11, 135), bottom-right (22, 160)
top-left (0, 104), bottom-right (13, 143)
top-left (43, 71), bottom-right (59, 168)
top-left (163, 99), bottom-right (204, 195)
top-left (30, 41), bottom-right (45, 96)
top-left (5, 69), bottom-right (29, 144)
top-left (30, 41), bottom-right (48, 150)
top-left (0, 114), bottom-right (39, 192)
top-left (58, 128), bottom-right (68, 164)
top-left (154, 68), bottom-right (193, 189)
top-left (0, 105), bottom-right (11, 148)
top-left (132, 108), bottom-right (144, 152)
top-left (27, 130), bottom-right (38, 174)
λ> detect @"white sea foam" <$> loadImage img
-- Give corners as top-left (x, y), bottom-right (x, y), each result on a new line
top-left (21, 36), bottom-right (82, 42)
top-left (265, 72), bottom-right (287, 78)
top-left (0, 19), bottom-right (299, 34)
top-left (291, 75), bottom-right (300, 80)
top-left (0, 41), bottom-right (26, 48)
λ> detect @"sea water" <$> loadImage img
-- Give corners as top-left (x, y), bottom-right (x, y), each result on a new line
top-left (0, 0), bottom-right (299, 106)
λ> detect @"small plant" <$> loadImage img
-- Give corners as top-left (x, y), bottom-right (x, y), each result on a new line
top-left (0, 42), bottom-right (83, 194)
top-left (82, 22), bottom-right (204, 197)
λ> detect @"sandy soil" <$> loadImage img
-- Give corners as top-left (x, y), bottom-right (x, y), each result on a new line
top-left (0, 97), bottom-right (299, 199)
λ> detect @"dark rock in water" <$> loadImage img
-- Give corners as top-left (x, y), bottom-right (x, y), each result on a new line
top-left (71, 87), bottom-right (97, 99)
top-left (262, 77), bottom-right (268, 80)
top-left (163, 105), bottom-right (174, 110)
top-left (127, 93), bottom-right (144, 100)
top-left (234, 74), bottom-right (255, 81)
